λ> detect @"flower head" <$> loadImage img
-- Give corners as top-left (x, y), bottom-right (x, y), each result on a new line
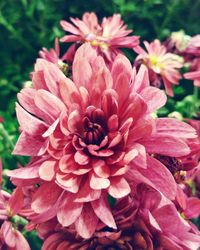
top-left (8, 43), bottom-right (197, 238)
top-left (60, 12), bottom-right (139, 64)
top-left (135, 39), bottom-right (184, 96)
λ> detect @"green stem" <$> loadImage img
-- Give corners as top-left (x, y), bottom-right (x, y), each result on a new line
top-left (194, 86), bottom-right (199, 102)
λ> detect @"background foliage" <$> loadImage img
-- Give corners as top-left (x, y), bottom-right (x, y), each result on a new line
top-left (0, 0), bottom-right (200, 249)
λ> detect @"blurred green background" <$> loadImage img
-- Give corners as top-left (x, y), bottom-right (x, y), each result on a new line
top-left (0, 0), bottom-right (200, 249)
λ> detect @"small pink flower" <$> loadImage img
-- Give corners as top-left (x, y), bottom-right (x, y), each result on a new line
top-left (135, 39), bottom-right (184, 96)
top-left (39, 38), bottom-right (75, 68)
top-left (60, 12), bottom-right (139, 64)
top-left (0, 160), bottom-right (30, 250)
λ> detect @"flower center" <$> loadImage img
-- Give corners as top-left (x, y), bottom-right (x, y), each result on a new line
top-left (83, 118), bottom-right (105, 145)
top-left (85, 34), bottom-right (109, 50)
top-left (149, 55), bottom-right (164, 72)
top-left (83, 107), bottom-right (106, 145)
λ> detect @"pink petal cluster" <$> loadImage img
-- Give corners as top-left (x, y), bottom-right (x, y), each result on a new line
top-left (38, 183), bottom-right (200, 249)
top-left (0, 160), bottom-right (30, 250)
top-left (135, 39), bottom-right (184, 96)
top-left (60, 12), bottom-right (139, 64)
top-left (7, 43), bottom-right (199, 241)
top-left (39, 38), bottom-right (75, 67)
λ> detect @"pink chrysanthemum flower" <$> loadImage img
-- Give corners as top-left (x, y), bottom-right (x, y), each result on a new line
top-left (135, 39), bottom-right (184, 96)
top-left (60, 12), bottom-right (139, 64)
top-left (40, 184), bottom-right (200, 250)
top-left (8, 44), bottom-right (197, 238)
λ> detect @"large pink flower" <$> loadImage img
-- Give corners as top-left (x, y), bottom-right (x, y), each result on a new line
top-left (60, 12), bottom-right (139, 64)
top-left (8, 44), bottom-right (197, 238)
top-left (135, 39), bottom-right (184, 96)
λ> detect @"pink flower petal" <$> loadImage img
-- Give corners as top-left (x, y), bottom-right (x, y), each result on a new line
top-left (16, 103), bottom-right (48, 135)
top-left (13, 132), bottom-right (48, 156)
top-left (140, 86), bottom-right (167, 113)
top-left (57, 198), bottom-right (83, 227)
top-left (90, 173), bottom-right (110, 190)
top-left (7, 165), bottom-right (40, 179)
top-left (110, 164), bottom-right (129, 176)
top-left (60, 20), bottom-right (81, 35)
top-left (123, 148), bottom-right (138, 164)
top-left (111, 54), bottom-right (132, 85)
top-left (107, 114), bottom-right (119, 132)
top-left (140, 135), bottom-right (190, 157)
top-left (108, 177), bottom-right (131, 198)
top-left (138, 156), bottom-right (177, 200)
top-left (133, 64), bottom-right (149, 92)
top-left (42, 118), bottom-right (59, 137)
top-left (92, 194), bottom-right (117, 229)
top-left (93, 160), bottom-right (110, 178)
top-left (75, 203), bottom-right (99, 239)
top-left (56, 173), bottom-right (80, 190)
top-left (74, 151), bottom-right (90, 165)
top-left (39, 160), bottom-right (56, 181)
top-left (153, 204), bottom-right (190, 237)
top-left (59, 78), bottom-right (81, 108)
top-left (184, 197), bottom-right (200, 219)
top-left (128, 118), bottom-right (155, 143)
top-left (74, 180), bottom-right (101, 202)
top-left (155, 118), bottom-right (197, 139)
top-left (1, 221), bottom-right (16, 248)
top-left (34, 89), bottom-right (65, 119)
top-left (7, 187), bottom-right (24, 216)
top-left (32, 182), bottom-right (62, 213)
top-left (131, 143), bottom-right (147, 169)
top-left (18, 87), bottom-right (53, 124)
top-left (72, 43), bottom-right (96, 88)
top-left (13, 229), bottom-right (31, 250)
